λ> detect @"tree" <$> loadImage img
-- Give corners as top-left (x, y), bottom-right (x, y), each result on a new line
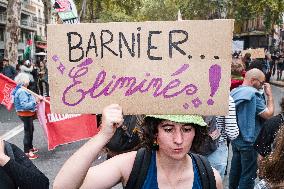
top-left (4, 0), bottom-right (21, 65)
top-left (138, 0), bottom-right (178, 21)
top-left (42, 0), bottom-right (52, 36)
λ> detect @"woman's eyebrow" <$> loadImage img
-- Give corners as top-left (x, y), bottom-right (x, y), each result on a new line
top-left (160, 124), bottom-right (174, 127)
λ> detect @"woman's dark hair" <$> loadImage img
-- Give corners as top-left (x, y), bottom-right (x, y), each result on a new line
top-left (141, 117), bottom-right (208, 151)
top-left (280, 97), bottom-right (284, 112)
top-left (259, 124), bottom-right (284, 185)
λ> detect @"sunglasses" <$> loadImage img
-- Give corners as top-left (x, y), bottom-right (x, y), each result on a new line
top-left (254, 78), bottom-right (265, 86)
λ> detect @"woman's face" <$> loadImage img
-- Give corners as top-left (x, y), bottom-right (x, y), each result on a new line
top-left (156, 120), bottom-right (195, 160)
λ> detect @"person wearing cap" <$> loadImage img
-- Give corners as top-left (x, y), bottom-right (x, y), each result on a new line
top-left (1, 58), bottom-right (16, 80)
top-left (53, 104), bottom-right (223, 189)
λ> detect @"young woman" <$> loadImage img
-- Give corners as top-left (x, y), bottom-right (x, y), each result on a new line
top-left (12, 73), bottom-right (41, 159)
top-left (53, 104), bottom-right (222, 189)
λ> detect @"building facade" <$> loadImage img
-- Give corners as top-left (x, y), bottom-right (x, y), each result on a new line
top-left (234, 16), bottom-right (283, 53)
top-left (0, 0), bottom-right (46, 62)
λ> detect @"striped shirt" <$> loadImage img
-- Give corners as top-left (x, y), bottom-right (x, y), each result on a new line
top-left (216, 96), bottom-right (239, 144)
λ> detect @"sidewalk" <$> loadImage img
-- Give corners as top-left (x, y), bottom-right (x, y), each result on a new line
top-left (269, 74), bottom-right (284, 87)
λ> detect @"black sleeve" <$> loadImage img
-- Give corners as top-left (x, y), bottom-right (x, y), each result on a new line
top-left (2, 144), bottom-right (49, 189)
top-left (254, 116), bottom-right (282, 157)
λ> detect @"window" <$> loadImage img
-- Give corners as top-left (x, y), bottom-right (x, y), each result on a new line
top-left (0, 28), bottom-right (4, 41)
top-left (19, 31), bottom-right (24, 43)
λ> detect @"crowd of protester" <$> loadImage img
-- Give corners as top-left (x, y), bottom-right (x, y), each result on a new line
top-left (0, 58), bottom-right (49, 97)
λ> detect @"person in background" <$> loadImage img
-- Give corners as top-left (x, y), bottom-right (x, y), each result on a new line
top-left (31, 61), bottom-right (40, 94)
top-left (1, 58), bottom-right (16, 80)
top-left (206, 95), bottom-right (239, 179)
top-left (0, 139), bottom-right (49, 189)
top-left (0, 60), bottom-right (3, 73)
top-left (254, 97), bottom-right (284, 159)
top-left (53, 104), bottom-right (223, 189)
top-left (11, 73), bottom-right (42, 159)
top-left (231, 58), bottom-right (245, 91)
top-left (19, 60), bottom-right (36, 92)
top-left (262, 55), bottom-right (271, 82)
top-left (276, 58), bottom-right (284, 80)
top-left (243, 53), bottom-right (252, 71)
top-left (38, 61), bottom-right (49, 97)
top-left (229, 68), bottom-right (274, 189)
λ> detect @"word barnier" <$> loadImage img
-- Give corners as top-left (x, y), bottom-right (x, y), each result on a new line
top-left (67, 28), bottom-right (189, 62)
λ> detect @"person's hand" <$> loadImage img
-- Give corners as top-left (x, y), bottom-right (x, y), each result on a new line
top-left (0, 139), bottom-right (10, 167)
top-left (36, 96), bottom-right (44, 103)
top-left (100, 104), bottom-right (123, 139)
top-left (209, 129), bottom-right (220, 140)
top-left (263, 83), bottom-right (273, 97)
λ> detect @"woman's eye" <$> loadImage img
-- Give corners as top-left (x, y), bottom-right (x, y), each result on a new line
top-left (182, 127), bottom-right (192, 132)
top-left (163, 127), bottom-right (173, 133)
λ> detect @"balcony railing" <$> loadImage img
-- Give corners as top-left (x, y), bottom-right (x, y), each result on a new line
top-left (21, 20), bottom-right (37, 29)
top-left (22, 1), bottom-right (36, 13)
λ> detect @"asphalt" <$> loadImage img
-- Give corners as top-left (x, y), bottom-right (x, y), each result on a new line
top-left (269, 74), bottom-right (284, 87)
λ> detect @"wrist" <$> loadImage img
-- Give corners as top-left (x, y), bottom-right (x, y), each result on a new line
top-left (95, 132), bottom-right (113, 144)
top-left (0, 155), bottom-right (10, 167)
top-left (267, 96), bottom-right (273, 101)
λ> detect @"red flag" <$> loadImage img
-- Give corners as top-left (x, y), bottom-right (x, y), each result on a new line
top-left (0, 74), bottom-right (16, 111)
top-left (37, 98), bottom-right (98, 150)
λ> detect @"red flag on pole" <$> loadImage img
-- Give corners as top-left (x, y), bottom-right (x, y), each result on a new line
top-left (37, 98), bottom-right (98, 150)
top-left (0, 74), bottom-right (16, 111)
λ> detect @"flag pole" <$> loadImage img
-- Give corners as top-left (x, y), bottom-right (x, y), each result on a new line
top-left (20, 86), bottom-right (50, 104)
top-left (0, 73), bottom-right (50, 104)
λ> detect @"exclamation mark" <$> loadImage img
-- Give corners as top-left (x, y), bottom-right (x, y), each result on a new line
top-left (207, 64), bottom-right (221, 105)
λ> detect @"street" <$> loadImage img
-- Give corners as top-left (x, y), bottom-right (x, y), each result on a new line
top-left (0, 85), bottom-right (283, 189)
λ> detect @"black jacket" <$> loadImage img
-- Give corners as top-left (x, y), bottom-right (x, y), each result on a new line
top-left (0, 142), bottom-right (49, 189)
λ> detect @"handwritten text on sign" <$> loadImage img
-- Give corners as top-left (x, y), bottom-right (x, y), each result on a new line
top-left (47, 20), bottom-right (233, 115)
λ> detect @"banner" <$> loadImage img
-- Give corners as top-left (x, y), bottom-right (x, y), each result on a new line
top-left (47, 20), bottom-right (234, 115)
top-left (0, 74), bottom-right (16, 111)
top-left (37, 98), bottom-right (98, 150)
top-left (51, 0), bottom-right (79, 24)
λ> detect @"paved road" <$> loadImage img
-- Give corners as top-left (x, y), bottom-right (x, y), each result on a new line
top-left (0, 85), bottom-right (283, 189)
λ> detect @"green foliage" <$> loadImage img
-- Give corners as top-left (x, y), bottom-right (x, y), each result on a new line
top-left (137, 0), bottom-right (178, 21)
top-left (72, 0), bottom-right (284, 34)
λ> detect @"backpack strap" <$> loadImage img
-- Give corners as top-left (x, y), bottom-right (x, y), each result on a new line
top-left (125, 148), bottom-right (152, 189)
top-left (4, 141), bottom-right (15, 160)
top-left (190, 153), bottom-right (217, 189)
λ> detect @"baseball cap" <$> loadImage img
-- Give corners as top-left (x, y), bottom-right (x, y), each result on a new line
top-left (146, 115), bottom-right (207, 127)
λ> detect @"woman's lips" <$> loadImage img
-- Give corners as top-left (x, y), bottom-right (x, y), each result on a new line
top-left (173, 148), bottom-right (183, 153)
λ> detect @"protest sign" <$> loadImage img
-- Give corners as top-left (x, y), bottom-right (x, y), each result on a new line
top-left (47, 20), bottom-right (234, 115)
top-left (51, 0), bottom-right (79, 24)
top-left (242, 48), bottom-right (265, 59)
top-left (232, 40), bottom-right (244, 52)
